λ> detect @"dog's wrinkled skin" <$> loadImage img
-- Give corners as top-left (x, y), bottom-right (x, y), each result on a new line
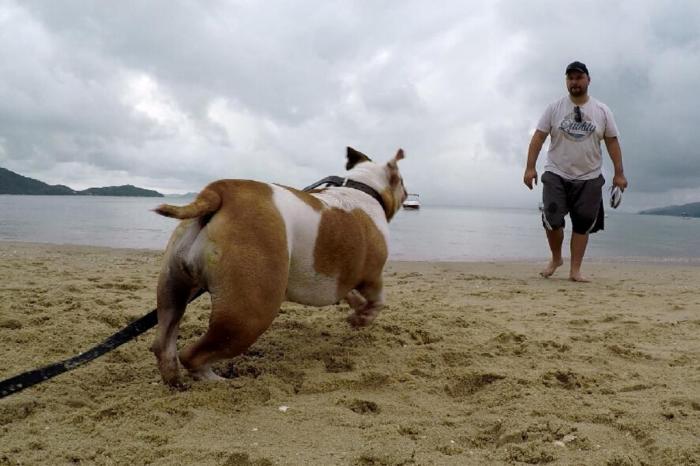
top-left (151, 148), bottom-right (407, 386)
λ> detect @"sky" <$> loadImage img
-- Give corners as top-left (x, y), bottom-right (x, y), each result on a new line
top-left (1, 0), bottom-right (699, 211)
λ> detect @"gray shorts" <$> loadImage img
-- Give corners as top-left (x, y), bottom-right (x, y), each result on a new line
top-left (541, 171), bottom-right (605, 234)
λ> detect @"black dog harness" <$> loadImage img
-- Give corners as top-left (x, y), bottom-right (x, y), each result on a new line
top-left (303, 176), bottom-right (387, 214)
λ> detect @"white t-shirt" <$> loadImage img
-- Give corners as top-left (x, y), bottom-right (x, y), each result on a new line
top-left (537, 95), bottom-right (619, 180)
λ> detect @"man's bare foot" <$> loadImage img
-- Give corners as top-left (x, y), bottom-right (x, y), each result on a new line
top-left (540, 258), bottom-right (563, 278)
top-left (569, 272), bottom-right (590, 282)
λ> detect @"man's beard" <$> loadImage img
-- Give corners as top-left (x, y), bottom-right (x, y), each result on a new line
top-left (569, 86), bottom-right (587, 97)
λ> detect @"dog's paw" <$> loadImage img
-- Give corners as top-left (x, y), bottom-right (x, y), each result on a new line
top-left (160, 375), bottom-right (188, 390)
top-left (345, 289), bottom-right (368, 311)
top-left (159, 368), bottom-right (183, 388)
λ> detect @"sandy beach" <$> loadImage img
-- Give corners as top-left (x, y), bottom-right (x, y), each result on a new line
top-left (0, 241), bottom-right (698, 465)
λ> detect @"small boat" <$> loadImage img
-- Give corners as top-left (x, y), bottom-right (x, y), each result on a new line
top-left (403, 193), bottom-right (420, 210)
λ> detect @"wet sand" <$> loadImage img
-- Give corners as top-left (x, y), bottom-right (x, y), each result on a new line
top-left (1, 242), bottom-right (699, 465)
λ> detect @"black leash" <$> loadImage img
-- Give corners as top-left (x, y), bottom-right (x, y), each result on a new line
top-left (0, 288), bottom-right (205, 399)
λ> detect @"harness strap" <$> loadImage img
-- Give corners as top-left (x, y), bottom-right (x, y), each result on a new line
top-left (303, 176), bottom-right (387, 215)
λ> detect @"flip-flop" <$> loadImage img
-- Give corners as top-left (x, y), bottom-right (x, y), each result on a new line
top-left (610, 186), bottom-right (622, 209)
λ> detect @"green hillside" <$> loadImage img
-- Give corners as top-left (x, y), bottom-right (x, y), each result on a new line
top-left (0, 167), bottom-right (76, 195)
top-left (79, 185), bottom-right (163, 197)
top-left (0, 167), bottom-right (163, 197)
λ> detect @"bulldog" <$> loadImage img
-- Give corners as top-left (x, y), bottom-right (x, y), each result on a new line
top-left (151, 147), bottom-right (407, 386)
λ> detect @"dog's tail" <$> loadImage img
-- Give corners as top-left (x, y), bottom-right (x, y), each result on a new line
top-left (155, 185), bottom-right (222, 220)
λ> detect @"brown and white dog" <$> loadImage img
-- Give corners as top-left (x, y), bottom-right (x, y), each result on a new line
top-left (151, 147), bottom-right (407, 386)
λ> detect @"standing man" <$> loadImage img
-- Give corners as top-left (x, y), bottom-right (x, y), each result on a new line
top-left (523, 61), bottom-right (628, 282)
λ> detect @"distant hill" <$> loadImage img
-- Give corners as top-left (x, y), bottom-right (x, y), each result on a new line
top-left (79, 185), bottom-right (163, 197)
top-left (0, 167), bottom-right (163, 197)
top-left (639, 202), bottom-right (700, 218)
top-left (0, 167), bottom-right (76, 195)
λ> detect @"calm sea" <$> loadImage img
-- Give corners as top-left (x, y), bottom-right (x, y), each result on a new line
top-left (1, 195), bottom-right (698, 262)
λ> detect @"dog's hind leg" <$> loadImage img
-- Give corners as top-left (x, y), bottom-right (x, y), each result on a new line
top-left (178, 261), bottom-right (288, 382)
top-left (179, 293), bottom-right (284, 381)
top-left (151, 269), bottom-right (195, 386)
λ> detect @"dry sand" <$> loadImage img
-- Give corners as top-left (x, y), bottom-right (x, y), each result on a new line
top-left (0, 241), bottom-right (699, 465)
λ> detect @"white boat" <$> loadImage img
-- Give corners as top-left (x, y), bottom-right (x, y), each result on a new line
top-left (403, 193), bottom-right (420, 210)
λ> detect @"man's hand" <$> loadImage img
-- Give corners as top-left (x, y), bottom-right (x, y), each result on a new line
top-left (613, 173), bottom-right (628, 191)
top-left (523, 168), bottom-right (538, 190)
top-left (525, 130), bottom-right (547, 190)
top-left (604, 136), bottom-right (627, 191)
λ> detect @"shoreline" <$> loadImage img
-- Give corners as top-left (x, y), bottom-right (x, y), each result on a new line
top-left (2, 239), bottom-right (700, 266)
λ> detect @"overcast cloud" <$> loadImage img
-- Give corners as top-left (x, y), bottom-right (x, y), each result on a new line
top-left (1, 0), bottom-right (699, 211)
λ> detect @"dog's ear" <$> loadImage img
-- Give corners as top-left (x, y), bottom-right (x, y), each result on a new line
top-left (386, 148), bottom-right (405, 169)
top-left (386, 149), bottom-right (405, 186)
top-left (346, 147), bottom-right (373, 170)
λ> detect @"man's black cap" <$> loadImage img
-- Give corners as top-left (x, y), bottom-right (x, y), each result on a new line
top-left (566, 61), bottom-right (589, 75)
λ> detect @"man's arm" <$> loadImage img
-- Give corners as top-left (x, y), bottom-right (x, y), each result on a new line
top-left (604, 136), bottom-right (628, 190)
top-left (524, 129), bottom-right (548, 190)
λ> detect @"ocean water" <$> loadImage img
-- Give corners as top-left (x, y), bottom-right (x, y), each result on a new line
top-left (1, 195), bottom-right (699, 262)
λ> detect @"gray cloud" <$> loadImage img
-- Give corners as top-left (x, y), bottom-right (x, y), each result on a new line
top-left (0, 0), bottom-right (699, 211)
